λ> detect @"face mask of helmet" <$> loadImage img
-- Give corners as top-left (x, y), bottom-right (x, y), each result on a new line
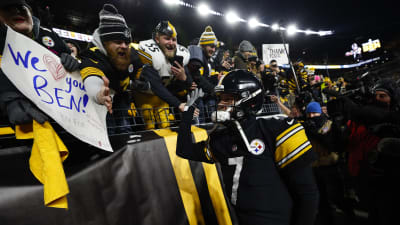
top-left (211, 106), bottom-right (232, 123)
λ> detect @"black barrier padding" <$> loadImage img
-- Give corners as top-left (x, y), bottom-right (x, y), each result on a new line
top-left (0, 133), bottom-right (190, 225)
top-left (188, 160), bottom-right (219, 225)
top-left (0, 145), bottom-right (40, 186)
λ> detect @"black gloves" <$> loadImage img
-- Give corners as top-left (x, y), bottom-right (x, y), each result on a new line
top-left (0, 91), bottom-right (48, 125)
top-left (60, 53), bottom-right (80, 72)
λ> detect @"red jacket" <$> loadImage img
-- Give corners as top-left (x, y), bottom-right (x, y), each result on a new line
top-left (347, 120), bottom-right (381, 176)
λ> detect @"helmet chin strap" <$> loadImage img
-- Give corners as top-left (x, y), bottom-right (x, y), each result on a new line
top-left (233, 120), bottom-right (252, 152)
top-left (210, 110), bottom-right (252, 152)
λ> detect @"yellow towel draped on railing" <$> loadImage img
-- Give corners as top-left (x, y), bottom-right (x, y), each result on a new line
top-left (15, 121), bottom-right (70, 209)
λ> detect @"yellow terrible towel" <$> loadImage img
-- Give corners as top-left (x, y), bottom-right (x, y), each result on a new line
top-left (16, 121), bottom-right (70, 209)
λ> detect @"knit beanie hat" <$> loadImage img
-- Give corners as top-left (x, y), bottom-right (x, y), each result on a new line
top-left (199, 26), bottom-right (217, 46)
top-left (374, 78), bottom-right (395, 98)
top-left (239, 40), bottom-right (254, 52)
top-left (98, 4), bottom-right (131, 43)
top-left (306, 102), bottom-right (322, 114)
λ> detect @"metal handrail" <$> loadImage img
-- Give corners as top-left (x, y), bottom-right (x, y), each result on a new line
top-left (0, 103), bottom-right (281, 142)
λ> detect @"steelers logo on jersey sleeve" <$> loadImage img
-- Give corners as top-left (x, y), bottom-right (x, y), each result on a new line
top-left (128, 64), bottom-right (134, 73)
top-left (249, 139), bottom-right (265, 155)
top-left (42, 36), bottom-right (55, 47)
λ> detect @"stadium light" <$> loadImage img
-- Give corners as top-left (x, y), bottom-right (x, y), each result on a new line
top-left (161, 0), bottom-right (334, 36)
top-left (163, 0), bottom-right (180, 5)
top-left (287, 24), bottom-right (297, 36)
top-left (197, 3), bottom-right (210, 16)
top-left (318, 30), bottom-right (334, 36)
top-left (225, 11), bottom-right (241, 24)
top-left (248, 18), bottom-right (260, 29)
top-left (271, 23), bottom-right (279, 31)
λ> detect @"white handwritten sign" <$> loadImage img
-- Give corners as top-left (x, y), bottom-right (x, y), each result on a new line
top-left (1, 26), bottom-right (112, 152)
top-left (262, 44), bottom-right (289, 66)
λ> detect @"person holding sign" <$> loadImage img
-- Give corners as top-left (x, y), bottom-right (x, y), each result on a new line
top-left (79, 4), bottom-right (143, 134)
top-left (0, 0), bottom-right (80, 126)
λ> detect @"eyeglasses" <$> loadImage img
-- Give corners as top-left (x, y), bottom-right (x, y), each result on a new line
top-left (270, 64), bottom-right (278, 67)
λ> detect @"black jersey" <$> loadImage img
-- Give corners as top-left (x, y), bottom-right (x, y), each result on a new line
top-left (177, 109), bottom-right (318, 225)
top-left (79, 46), bottom-right (142, 93)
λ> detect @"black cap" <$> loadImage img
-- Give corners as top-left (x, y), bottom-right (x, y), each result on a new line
top-left (374, 78), bottom-right (395, 98)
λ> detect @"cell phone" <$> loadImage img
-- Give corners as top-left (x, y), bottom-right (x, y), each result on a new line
top-left (170, 55), bottom-right (184, 67)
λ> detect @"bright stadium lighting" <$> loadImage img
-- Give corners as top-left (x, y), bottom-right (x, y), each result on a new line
top-left (163, 0), bottom-right (180, 5)
top-left (318, 30), bottom-right (334, 36)
top-left (225, 11), bottom-right (241, 24)
top-left (248, 18), bottom-right (260, 29)
top-left (160, 0), bottom-right (333, 37)
top-left (197, 3), bottom-right (210, 16)
top-left (287, 24), bottom-right (297, 35)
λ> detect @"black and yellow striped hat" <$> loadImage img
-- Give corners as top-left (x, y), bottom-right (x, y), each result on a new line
top-left (199, 26), bottom-right (217, 46)
top-left (98, 4), bottom-right (131, 42)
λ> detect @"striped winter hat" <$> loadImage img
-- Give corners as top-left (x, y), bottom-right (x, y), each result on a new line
top-left (98, 4), bottom-right (131, 42)
top-left (199, 26), bottom-right (217, 46)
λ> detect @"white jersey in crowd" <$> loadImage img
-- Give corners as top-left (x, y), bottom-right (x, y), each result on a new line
top-left (138, 39), bottom-right (190, 79)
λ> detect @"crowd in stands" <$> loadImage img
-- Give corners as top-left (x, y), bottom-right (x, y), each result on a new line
top-left (1, 1), bottom-right (400, 225)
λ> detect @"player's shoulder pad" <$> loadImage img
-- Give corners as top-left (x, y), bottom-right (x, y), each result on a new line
top-left (257, 114), bottom-right (301, 135)
top-left (256, 113), bottom-right (288, 122)
top-left (176, 44), bottom-right (190, 66)
top-left (139, 39), bottom-right (165, 70)
top-left (130, 42), bottom-right (139, 50)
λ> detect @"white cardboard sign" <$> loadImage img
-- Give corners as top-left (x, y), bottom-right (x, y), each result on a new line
top-left (262, 44), bottom-right (289, 65)
top-left (1, 26), bottom-right (112, 152)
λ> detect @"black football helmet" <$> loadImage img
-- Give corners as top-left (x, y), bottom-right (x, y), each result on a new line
top-left (215, 69), bottom-right (264, 119)
top-left (152, 21), bottom-right (177, 39)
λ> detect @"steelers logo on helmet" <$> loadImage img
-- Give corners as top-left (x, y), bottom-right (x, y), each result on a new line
top-left (154, 21), bottom-right (177, 38)
top-left (249, 139), bottom-right (265, 155)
